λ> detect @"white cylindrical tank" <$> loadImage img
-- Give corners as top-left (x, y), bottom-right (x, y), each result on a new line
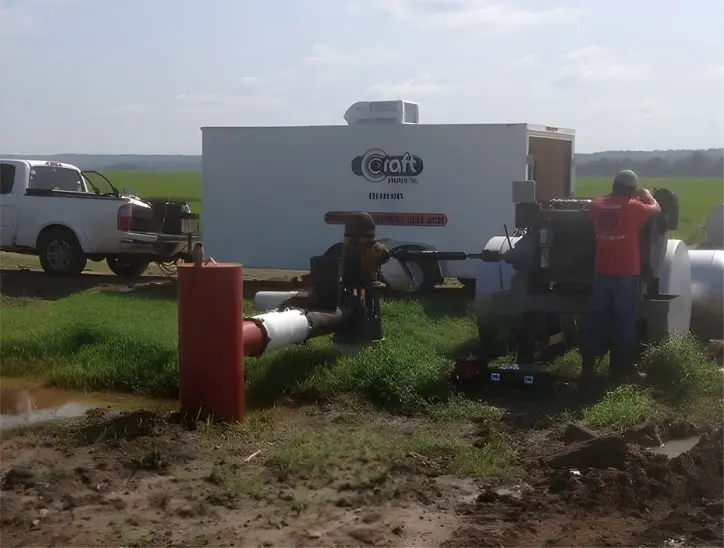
top-left (689, 249), bottom-right (724, 341)
top-left (253, 291), bottom-right (300, 312)
top-left (653, 239), bottom-right (693, 340)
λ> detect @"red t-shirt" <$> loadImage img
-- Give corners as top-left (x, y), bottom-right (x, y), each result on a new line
top-left (589, 195), bottom-right (659, 276)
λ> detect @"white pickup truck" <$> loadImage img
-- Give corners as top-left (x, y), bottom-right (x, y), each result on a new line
top-left (0, 159), bottom-right (199, 277)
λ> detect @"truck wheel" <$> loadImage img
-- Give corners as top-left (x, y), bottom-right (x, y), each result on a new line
top-left (38, 227), bottom-right (87, 277)
top-left (106, 257), bottom-right (150, 279)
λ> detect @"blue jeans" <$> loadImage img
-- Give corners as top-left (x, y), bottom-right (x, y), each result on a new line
top-left (582, 274), bottom-right (641, 363)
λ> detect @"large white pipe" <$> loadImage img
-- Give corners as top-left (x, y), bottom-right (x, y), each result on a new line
top-left (689, 249), bottom-right (724, 341)
top-left (250, 309), bottom-right (312, 353)
top-left (656, 239), bottom-right (693, 339)
top-left (253, 291), bottom-right (300, 311)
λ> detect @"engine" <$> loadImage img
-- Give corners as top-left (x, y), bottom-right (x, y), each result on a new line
top-left (129, 199), bottom-right (198, 235)
top-left (476, 183), bottom-right (692, 365)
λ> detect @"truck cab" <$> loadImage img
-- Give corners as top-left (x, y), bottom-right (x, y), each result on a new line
top-left (0, 159), bottom-right (198, 277)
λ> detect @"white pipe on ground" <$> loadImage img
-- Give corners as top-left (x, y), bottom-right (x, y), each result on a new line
top-left (689, 249), bottom-right (724, 341)
top-left (253, 291), bottom-right (300, 311)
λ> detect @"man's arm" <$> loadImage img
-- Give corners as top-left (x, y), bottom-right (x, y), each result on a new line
top-left (635, 188), bottom-right (661, 213)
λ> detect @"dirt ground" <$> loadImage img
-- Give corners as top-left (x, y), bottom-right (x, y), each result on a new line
top-left (1, 406), bottom-right (722, 548)
top-left (0, 252), bottom-right (463, 306)
top-left (0, 251), bottom-right (307, 306)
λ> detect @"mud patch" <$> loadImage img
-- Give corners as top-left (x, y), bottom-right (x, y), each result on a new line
top-left (0, 407), bottom-right (480, 547)
top-left (445, 427), bottom-right (723, 547)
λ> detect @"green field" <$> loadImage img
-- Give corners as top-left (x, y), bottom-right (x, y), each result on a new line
top-left (573, 177), bottom-right (723, 243)
top-left (106, 171), bottom-right (722, 244)
top-left (104, 170), bottom-right (203, 214)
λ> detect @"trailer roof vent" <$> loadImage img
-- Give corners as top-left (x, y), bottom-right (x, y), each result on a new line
top-left (343, 100), bottom-right (419, 125)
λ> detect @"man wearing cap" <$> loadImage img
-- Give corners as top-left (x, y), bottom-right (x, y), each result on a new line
top-left (581, 169), bottom-right (661, 385)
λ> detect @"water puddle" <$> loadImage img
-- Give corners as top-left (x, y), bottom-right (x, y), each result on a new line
top-left (0, 378), bottom-right (175, 430)
top-left (649, 436), bottom-right (701, 459)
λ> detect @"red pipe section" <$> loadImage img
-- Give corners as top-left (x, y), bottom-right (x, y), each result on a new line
top-left (242, 320), bottom-right (266, 357)
top-left (177, 263), bottom-right (245, 423)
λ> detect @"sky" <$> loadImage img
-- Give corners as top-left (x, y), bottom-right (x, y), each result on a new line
top-left (1, 0), bottom-right (722, 154)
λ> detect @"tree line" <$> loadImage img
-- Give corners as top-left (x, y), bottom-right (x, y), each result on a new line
top-left (577, 149), bottom-right (723, 178)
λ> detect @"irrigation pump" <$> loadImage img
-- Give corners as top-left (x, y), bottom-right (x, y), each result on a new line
top-left (393, 181), bottom-right (693, 387)
top-left (243, 212), bottom-right (392, 356)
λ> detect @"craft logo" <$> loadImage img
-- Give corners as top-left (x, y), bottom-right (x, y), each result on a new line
top-left (351, 149), bottom-right (423, 184)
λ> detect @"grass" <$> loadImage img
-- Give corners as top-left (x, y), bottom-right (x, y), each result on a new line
top-left (102, 170), bottom-right (723, 244)
top-left (582, 334), bottom-right (723, 430)
top-left (262, 417), bottom-right (515, 483)
top-left (104, 170), bottom-right (202, 214)
top-left (1, 289), bottom-right (721, 487)
top-left (2, 288), bottom-right (721, 436)
top-left (584, 385), bottom-right (664, 429)
top-left (0, 291), bottom-right (478, 415)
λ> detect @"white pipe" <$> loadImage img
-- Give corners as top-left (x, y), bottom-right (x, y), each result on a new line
top-left (689, 249), bottom-right (724, 341)
top-left (253, 291), bottom-right (300, 311)
top-left (250, 309), bottom-right (311, 353)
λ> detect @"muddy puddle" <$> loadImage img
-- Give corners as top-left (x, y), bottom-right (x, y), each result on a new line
top-left (0, 378), bottom-right (175, 430)
top-left (649, 436), bottom-right (702, 458)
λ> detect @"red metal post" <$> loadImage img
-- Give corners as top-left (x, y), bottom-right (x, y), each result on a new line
top-left (177, 263), bottom-right (244, 422)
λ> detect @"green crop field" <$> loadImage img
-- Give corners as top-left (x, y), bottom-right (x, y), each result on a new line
top-left (105, 170), bottom-right (723, 244)
top-left (103, 170), bottom-right (203, 214)
top-left (574, 177), bottom-right (723, 243)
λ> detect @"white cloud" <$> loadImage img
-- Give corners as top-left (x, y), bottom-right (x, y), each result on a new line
top-left (174, 74), bottom-right (284, 115)
top-left (0, 0), bottom-right (78, 36)
top-left (96, 103), bottom-right (145, 117)
top-left (281, 44), bottom-right (405, 77)
top-left (175, 90), bottom-right (284, 115)
top-left (272, 44), bottom-right (407, 97)
top-left (0, 3), bottom-right (36, 36)
top-left (553, 46), bottom-right (651, 87)
top-left (368, 72), bottom-right (451, 99)
top-left (511, 54), bottom-right (537, 70)
top-left (235, 76), bottom-right (260, 87)
top-left (360, 0), bottom-right (579, 30)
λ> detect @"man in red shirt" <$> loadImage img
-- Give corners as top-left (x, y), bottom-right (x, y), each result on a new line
top-left (581, 169), bottom-right (661, 385)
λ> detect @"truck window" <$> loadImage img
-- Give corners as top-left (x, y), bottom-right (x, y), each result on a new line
top-left (0, 163), bottom-right (16, 194)
top-left (29, 166), bottom-right (84, 192)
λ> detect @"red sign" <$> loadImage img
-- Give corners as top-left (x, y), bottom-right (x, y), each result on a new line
top-left (324, 211), bottom-right (448, 227)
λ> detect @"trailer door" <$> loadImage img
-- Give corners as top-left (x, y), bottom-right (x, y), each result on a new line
top-left (526, 129), bottom-right (574, 201)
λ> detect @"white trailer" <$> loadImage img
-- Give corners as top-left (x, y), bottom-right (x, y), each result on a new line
top-left (201, 101), bottom-right (576, 293)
